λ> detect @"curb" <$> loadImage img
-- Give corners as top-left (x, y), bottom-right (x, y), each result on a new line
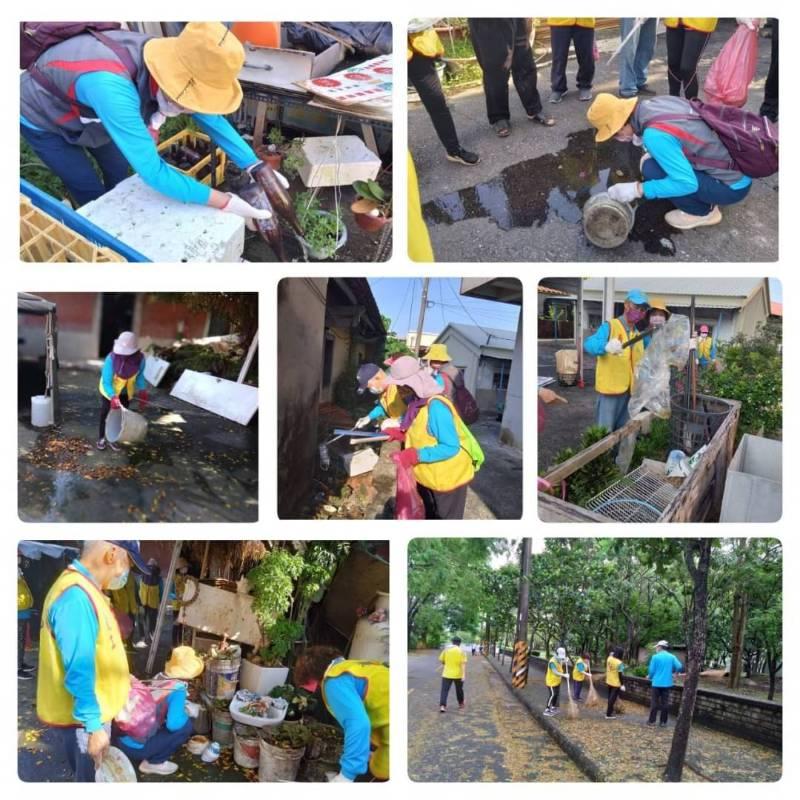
top-left (484, 655), bottom-right (608, 782)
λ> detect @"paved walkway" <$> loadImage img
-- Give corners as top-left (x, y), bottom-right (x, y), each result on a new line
top-left (408, 650), bottom-right (586, 781)
top-left (487, 655), bottom-right (782, 782)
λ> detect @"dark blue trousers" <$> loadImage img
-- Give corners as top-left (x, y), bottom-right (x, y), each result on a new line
top-left (113, 719), bottom-right (193, 765)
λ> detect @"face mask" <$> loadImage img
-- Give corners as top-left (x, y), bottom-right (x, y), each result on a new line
top-left (625, 307), bottom-right (645, 324)
top-left (369, 386), bottom-right (382, 395)
top-left (108, 568), bottom-right (130, 591)
top-left (156, 88), bottom-right (189, 118)
top-left (650, 315), bottom-right (666, 327)
top-left (700, 333), bottom-right (708, 339)
top-left (615, 130), bottom-right (634, 143)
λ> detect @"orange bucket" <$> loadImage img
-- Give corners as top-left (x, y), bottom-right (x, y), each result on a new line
top-left (231, 22), bottom-right (281, 49)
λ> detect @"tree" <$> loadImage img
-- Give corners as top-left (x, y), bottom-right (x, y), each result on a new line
top-left (381, 315), bottom-right (413, 361)
top-left (149, 292), bottom-right (259, 344)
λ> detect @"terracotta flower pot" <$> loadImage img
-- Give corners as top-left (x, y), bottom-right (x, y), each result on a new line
top-left (351, 198), bottom-right (391, 233)
top-left (265, 153), bottom-right (283, 171)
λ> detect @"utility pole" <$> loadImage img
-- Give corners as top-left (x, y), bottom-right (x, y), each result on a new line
top-left (413, 278), bottom-right (430, 356)
top-left (512, 538), bottom-right (532, 688)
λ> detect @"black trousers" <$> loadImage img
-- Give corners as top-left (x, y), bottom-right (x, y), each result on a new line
top-left (468, 18), bottom-right (543, 123)
top-left (648, 686), bottom-right (671, 724)
top-left (418, 483), bottom-right (468, 520)
top-left (440, 677), bottom-right (465, 706)
top-left (549, 25), bottom-right (595, 92)
top-left (572, 679), bottom-right (584, 700)
top-left (760, 19), bottom-right (778, 121)
top-left (666, 24), bottom-right (711, 99)
top-left (546, 684), bottom-right (560, 709)
top-left (18, 617), bottom-right (28, 669)
top-left (408, 51), bottom-right (461, 154)
top-left (607, 685), bottom-right (621, 716)
top-left (98, 391), bottom-right (129, 439)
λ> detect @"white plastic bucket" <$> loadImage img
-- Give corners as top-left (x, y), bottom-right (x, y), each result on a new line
top-left (233, 724), bottom-right (261, 768)
top-left (106, 406), bottom-right (148, 444)
top-left (31, 395), bottom-right (53, 427)
top-left (258, 737), bottom-right (305, 782)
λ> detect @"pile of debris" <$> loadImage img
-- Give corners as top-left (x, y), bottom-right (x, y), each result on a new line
top-left (150, 334), bottom-right (253, 389)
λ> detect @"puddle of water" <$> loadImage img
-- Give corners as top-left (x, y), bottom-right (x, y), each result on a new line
top-left (422, 128), bottom-right (681, 256)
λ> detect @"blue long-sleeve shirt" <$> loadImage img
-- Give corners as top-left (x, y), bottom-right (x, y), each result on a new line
top-left (48, 560), bottom-right (107, 732)
top-left (368, 402), bottom-right (386, 422)
top-left (117, 685), bottom-right (189, 749)
top-left (22, 71), bottom-right (259, 204)
top-left (641, 127), bottom-right (751, 200)
top-left (100, 353), bottom-right (148, 398)
top-left (648, 651), bottom-right (684, 688)
top-left (417, 398), bottom-right (461, 464)
top-left (324, 670), bottom-right (372, 781)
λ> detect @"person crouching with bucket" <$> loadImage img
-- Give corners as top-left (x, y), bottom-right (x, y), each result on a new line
top-left (97, 331), bottom-right (149, 451)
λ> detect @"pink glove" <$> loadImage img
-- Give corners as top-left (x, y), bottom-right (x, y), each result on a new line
top-left (110, 396), bottom-right (122, 410)
top-left (537, 477), bottom-right (553, 492)
top-left (391, 448), bottom-right (419, 469)
top-left (385, 427), bottom-right (406, 443)
top-left (137, 390), bottom-right (149, 407)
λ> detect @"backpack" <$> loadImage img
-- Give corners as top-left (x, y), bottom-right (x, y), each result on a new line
top-left (440, 369), bottom-right (480, 425)
top-left (649, 100), bottom-right (778, 179)
top-left (20, 22), bottom-right (124, 69)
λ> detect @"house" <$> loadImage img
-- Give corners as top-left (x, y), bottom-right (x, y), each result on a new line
top-left (277, 278), bottom-right (385, 518)
top-left (458, 278), bottom-right (523, 448)
top-left (405, 331), bottom-right (437, 354)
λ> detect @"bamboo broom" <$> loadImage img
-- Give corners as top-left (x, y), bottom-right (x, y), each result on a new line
top-left (563, 661), bottom-right (579, 719)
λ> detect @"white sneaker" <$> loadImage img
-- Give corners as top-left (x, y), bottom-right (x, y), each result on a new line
top-left (139, 760), bottom-right (178, 775)
top-left (133, 640), bottom-right (147, 649)
top-left (664, 206), bottom-right (722, 230)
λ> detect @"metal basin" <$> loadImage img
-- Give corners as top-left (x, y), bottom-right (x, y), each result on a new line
top-left (583, 192), bottom-right (636, 249)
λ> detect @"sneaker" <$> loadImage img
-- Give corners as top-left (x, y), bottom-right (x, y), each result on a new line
top-left (96, 438), bottom-right (107, 450)
top-left (492, 119), bottom-right (511, 137)
top-left (439, 705), bottom-right (446, 713)
top-left (543, 709), bottom-right (554, 716)
top-left (605, 714), bottom-right (618, 719)
top-left (528, 111), bottom-right (556, 126)
top-left (139, 760), bottom-right (178, 776)
top-left (549, 91), bottom-right (565, 104)
top-left (458, 703), bottom-right (466, 709)
top-left (18, 669), bottom-right (34, 680)
top-left (107, 440), bottom-right (121, 452)
top-left (20, 664), bottom-right (35, 673)
top-left (637, 84), bottom-right (657, 95)
top-left (550, 708), bottom-right (560, 714)
top-left (578, 88), bottom-right (592, 101)
top-left (647, 721), bottom-right (656, 726)
top-left (617, 91), bottom-right (638, 99)
top-left (133, 640), bottom-right (148, 649)
top-left (446, 148), bottom-right (481, 166)
top-left (664, 205), bottom-right (722, 230)
top-left (659, 722), bottom-right (668, 728)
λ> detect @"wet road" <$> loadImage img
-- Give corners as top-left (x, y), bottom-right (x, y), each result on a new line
top-left (408, 650), bottom-right (586, 781)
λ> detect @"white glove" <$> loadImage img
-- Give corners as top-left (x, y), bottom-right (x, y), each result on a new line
top-left (184, 701), bottom-right (200, 718)
top-left (607, 182), bottom-right (641, 203)
top-left (689, 338), bottom-right (697, 351)
top-left (605, 339), bottom-right (624, 355)
top-left (631, 134), bottom-right (643, 147)
top-left (621, 684), bottom-right (626, 691)
top-left (380, 417), bottom-right (401, 430)
top-left (736, 18), bottom-right (763, 31)
top-left (248, 163), bottom-right (291, 189)
top-left (222, 193), bottom-right (273, 220)
top-left (326, 772), bottom-right (353, 782)
top-left (354, 416), bottom-right (372, 429)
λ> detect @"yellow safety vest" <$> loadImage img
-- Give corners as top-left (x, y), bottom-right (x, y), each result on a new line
top-left (572, 657), bottom-right (587, 682)
top-left (380, 384), bottom-right (407, 420)
top-left (606, 655), bottom-right (623, 688)
top-left (110, 578), bottom-right (138, 616)
top-left (405, 395), bottom-right (475, 492)
top-left (37, 567), bottom-right (130, 726)
top-left (595, 317), bottom-right (644, 395)
top-left (697, 338), bottom-right (713, 361)
top-left (139, 581), bottom-right (160, 609)
top-left (323, 659), bottom-right (390, 780)
top-left (408, 152), bottom-right (434, 262)
top-left (547, 18), bottom-right (595, 28)
top-left (664, 18), bottom-right (717, 33)
top-left (18, 575), bottom-right (33, 611)
top-left (408, 28), bottom-right (444, 60)
top-left (545, 656), bottom-right (563, 687)
top-left (98, 372), bottom-right (141, 401)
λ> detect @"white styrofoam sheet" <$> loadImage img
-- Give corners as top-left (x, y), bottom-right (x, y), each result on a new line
top-left (144, 355), bottom-right (170, 387)
top-left (170, 369), bottom-right (258, 425)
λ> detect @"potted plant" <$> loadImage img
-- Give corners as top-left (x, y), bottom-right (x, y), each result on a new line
top-left (260, 126), bottom-right (286, 171)
top-left (294, 191), bottom-right (347, 261)
top-left (350, 179), bottom-right (392, 233)
top-left (258, 723), bottom-right (311, 781)
top-left (268, 683), bottom-right (316, 722)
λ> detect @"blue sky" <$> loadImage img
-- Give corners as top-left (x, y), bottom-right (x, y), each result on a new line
top-left (769, 277), bottom-right (781, 303)
top-left (367, 278), bottom-right (521, 338)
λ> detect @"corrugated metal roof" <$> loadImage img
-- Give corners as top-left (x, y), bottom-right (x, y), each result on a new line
top-left (581, 278), bottom-right (763, 298)
top-left (439, 323), bottom-right (516, 351)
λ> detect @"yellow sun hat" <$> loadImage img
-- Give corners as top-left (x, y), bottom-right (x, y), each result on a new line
top-left (586, 92), bottom-right (638, 142)
top-left (426, 343), bottom-right (452, 362)
top-left (144, 22), bottom-right (245, 115)
top-left (164, 646), bottom-right (204, 680)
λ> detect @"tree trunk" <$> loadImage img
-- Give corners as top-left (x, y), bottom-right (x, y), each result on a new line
top-left (728, 591), bottom-right (748, 689)
top-left (664, 540), bottom-right (712, 782)
top-left (767, 653), bottom-right (781, 701)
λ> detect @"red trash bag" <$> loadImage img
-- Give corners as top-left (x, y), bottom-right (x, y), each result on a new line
top-left (115, 679), bottom-right (159, 743)
top-left (704, 24), bottom-right (759, 108)
top-left (394, 461), bottom-right (425, 520)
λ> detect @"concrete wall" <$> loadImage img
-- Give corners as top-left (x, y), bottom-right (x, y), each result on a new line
top-left (321, 326), bottom-right (352, 404)
top-left (137, 296), bottom-right (210, 343)
top-left (19, 292), bottom-right (101, 361)
top-left (436, 329), bottom-right (480, 396)
top-left (736, 286), bottom-right (770, 337)
top-left (278, 278), bottom-right (328, 518)
top-left (500, 318), bottom-right (523, 448)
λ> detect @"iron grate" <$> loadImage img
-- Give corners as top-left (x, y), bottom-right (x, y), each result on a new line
top-left (585, 465), bottom-right (679, 523)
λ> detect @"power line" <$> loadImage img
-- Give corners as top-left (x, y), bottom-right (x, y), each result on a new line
top-left (446, 280), bottom-right (495, 339)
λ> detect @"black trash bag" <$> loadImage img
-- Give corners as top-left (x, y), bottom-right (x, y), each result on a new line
top-left (284, 22), bottom-right (392, 57)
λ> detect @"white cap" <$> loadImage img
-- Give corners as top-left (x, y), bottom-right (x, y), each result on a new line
top-left (656, 640), bottom-right (669, 648)
top-left (556, 647), bottom-right (567, 659)
top-left (113, 331), bottom-right (139, 355)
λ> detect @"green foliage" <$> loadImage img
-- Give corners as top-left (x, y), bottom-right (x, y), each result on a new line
top-left (21, 138), bottom-right (67, 199)
top-left (267, 126), bottom-right (286, 147)
top-left (630, 417), bottom-right (672, 471)
top-left (381, 314), bottom-right (413, 360)
top-left (247, 548), bottom-right (305, 628)
top-left (697, 321), bottom-right (782, 439)
top-left (353, 179), bottom-right (391, 217)
top-left (549, 425), bottom-right (621, 506)
top-left (294, 192), bottom-right (343, 259)
top-left (628, 663), bottom-right (649, 677)
top-left (148, 292), bottom-right (258, 344)
top-left (281, 139), bottom-right (305, 178)
top-left (259, 619), bottom-right (304, 666)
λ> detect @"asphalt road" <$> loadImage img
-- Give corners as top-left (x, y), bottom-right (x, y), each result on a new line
top-left (407, 650), bottom-right (586, 781)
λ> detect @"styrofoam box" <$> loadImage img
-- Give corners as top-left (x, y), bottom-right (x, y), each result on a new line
top-left (720, 434), bottom-right (782, 523)
top-left (298, 135), bottom-right (381, 188)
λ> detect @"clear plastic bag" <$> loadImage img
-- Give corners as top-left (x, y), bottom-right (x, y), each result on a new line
top-left (395, 462), bottom-right (425, 520)
top-left (704, 24), bottom-right (759, 108)
top-left (628, 315), bottom-right (690, 420)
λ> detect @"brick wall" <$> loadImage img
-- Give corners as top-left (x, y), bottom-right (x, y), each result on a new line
top-left (522, 654), bottom-right (781, 749)
top-left (139, 296), bottom-right (209, 341)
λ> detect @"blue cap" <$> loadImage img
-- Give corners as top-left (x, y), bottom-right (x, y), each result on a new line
top-left (626, 289), bottom-right (649, 306)
top-left (107, 541), bottom-right (150, 574)
top-left (356, 363), bottom-right (381, 394)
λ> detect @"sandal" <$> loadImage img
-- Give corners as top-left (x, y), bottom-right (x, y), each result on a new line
top-left (492, 119), bottom-right (511, 137)
top-left (528, 112), bottom-right (555, 127)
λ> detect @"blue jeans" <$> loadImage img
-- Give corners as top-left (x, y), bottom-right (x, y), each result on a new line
top-left (643, 158), bottom-right (752, 217)
top-left (58, 724), bottom-right (110, 782)
top-left (113, 719), bottom-right (193, 765)
top-left (618, 18), bottom-right (657, 97)
top-left (595, 393), bottom-right (630, 433)
top-left (20, 123), bottom-right (130, 205)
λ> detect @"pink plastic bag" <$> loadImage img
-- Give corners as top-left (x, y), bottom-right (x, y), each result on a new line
top-left (115, 679), bottom-right (159, 742)
top-left (394, 462), bottom-right (425, 520)
top-left (704, 24), bottom-right (758, 107)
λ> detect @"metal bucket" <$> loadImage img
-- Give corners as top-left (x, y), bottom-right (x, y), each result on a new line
top-left (583, 193), bottom-right (635, 249)
top-left (258, 737), bottom-right (306, 782)
top-left (211, 706), bottom-right (234, 747)
top-left (106, 406), bottom-right (148, 444)
top-left (204, 651), bottom-right (242, 700)
top-left (233, 723), bottom-right (261, 768)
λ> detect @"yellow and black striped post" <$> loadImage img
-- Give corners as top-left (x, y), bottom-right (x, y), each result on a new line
top-left (511, 640), bottom-right (529, 688)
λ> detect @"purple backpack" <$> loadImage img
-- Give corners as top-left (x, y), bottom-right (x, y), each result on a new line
top-left (650, 99), bottom-right (778, 179)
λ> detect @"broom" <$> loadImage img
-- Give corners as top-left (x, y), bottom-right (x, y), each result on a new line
top-left (585, 671), bottom-right (601, 708)
top-left (563, 663), bottom-right (580, 719)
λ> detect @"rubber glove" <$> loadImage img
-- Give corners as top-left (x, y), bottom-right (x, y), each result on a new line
top-left (385, 427), bottom-right (406, 443)
top-left (137, 390), bottom-right (149, 407)
top-left (391, 448), bottom-right (419, 469)
top-left (604, 339), bottom-right (623, 355)
top-left (537, 477), bottom-right (553, 492)
top-left (221, 193), bottom-right (273, 220)
top-left (607, 182), bottom-right (641, 203)
top-left (326, 773), bottom-right (353, 783)
top-left (354, 415), bottom-right (372, 429)
top-left (247, 163), bottom-right (291, 190)
top-left (110, 396), bottom-right (122, 410)
top-left (539, 388), bottom-right (567, 405)
top-left (380, 417), bottom-right (402, 430)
